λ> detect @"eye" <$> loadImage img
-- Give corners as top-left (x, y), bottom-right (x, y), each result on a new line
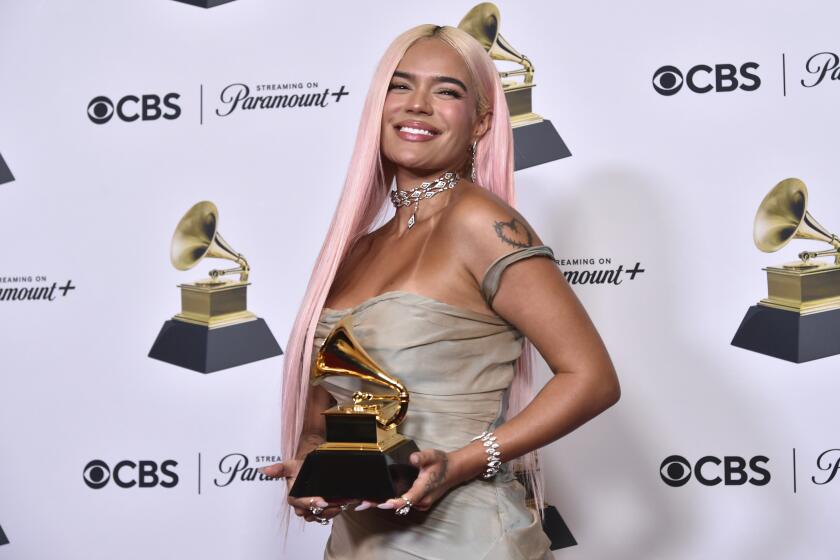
top-left (388, 82), bottom-right (409, 91)
top-left (437, 89), bottom-right (462, 98)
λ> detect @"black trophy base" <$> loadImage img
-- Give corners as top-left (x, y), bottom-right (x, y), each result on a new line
top-left (542, 504), bottom-right (577, 550)
top-left (0, 524), bottom-right (8, 546)
top-left (732, 305), bottom-right (840, 363)
top-left (289, 439), bottom-right (420, 502)
top-left (513, 119), bottom-right (571, 171)
top-left (0, 152), bottom-right (13, 185)
top-left (172, 0), bottom-right (238, 7)
top-left (148, 318), bottom-right (282, 373)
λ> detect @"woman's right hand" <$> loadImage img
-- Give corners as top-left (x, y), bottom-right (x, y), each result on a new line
top-left (260, 460), bottom-right (361, 523)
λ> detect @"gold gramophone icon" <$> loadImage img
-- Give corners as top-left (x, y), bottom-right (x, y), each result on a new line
top-left (148, 201), bottom-right (282, 373)
top-left (289, 314), bottom-right (420, 501)
top-left (732, 178), bottom-right (840, 362)
top-left (458, 2), bottom-right (571, 170)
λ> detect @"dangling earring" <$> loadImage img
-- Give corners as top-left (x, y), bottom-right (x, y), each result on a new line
top-left (469, 140), bottom-right (477, 183)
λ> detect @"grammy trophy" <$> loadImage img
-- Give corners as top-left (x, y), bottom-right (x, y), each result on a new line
top-left (148, 201), bottom-right (282, 373)
top-left (732, 178), bottom-right (840, 362)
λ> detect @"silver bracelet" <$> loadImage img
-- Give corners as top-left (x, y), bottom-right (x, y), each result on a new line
top-left (469, 430), bottom-right (502, 479)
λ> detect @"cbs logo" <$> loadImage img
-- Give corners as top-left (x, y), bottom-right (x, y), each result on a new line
top-left (87, 93), bottom-right (181, 124)
top-left (652, 63), bottom-right (761, 96)
top-left (660, 455), bottom-right (770, 487)
top-left (83, 459), bottom-right (179, 489)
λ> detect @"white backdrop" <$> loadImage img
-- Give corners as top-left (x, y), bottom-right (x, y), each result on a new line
top-left (2, 0), bottom-right (840, 558)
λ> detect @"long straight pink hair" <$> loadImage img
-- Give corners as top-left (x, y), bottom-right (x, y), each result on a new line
top-left (280, 24), bottom-right (545, 529)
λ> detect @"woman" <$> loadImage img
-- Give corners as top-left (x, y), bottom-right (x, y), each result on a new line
top-left (261, 23), bottom-right (620, 559)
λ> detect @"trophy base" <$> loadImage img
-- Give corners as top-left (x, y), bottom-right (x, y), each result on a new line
top-left (513, 119), bottom-right (572, 171)
top-left (731, 304), bottom-right (840, 363)
top-left (542, 504), bottom-right (578, 550)
top-left (148, 317), bottom-right (282, 373)
top-left (288, 438), bottom-right (420, 502)
top-left (0, 152), bottom-right (13, 185)
top-left (762, 263), bottom-right (840, 314)
top-left (171, 0), bottom-right (238, 7)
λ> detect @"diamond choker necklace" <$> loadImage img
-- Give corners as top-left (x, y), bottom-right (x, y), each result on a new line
top-left (389, 171), bottom-right (460, 231)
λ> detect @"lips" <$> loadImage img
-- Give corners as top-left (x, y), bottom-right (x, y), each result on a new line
top-left (394, 120), bottom-right (441, 142)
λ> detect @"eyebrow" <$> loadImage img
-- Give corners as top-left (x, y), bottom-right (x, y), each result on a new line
top-left (391, 70), bottom-right (468, 92)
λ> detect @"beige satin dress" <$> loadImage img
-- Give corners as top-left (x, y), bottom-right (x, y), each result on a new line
top-left (315, 245), bottom-right (558, 560)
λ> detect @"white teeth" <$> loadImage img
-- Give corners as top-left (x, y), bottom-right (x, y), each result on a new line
top-left (400, 126), bottom-right (435, 136)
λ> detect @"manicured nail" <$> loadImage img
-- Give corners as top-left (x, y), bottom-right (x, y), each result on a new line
top-left (377, 502), bottom-right (395, 510)
top-left (354, 502), bottom-right (371, 511)
top-left (316, 500), bottom-right (329, 508)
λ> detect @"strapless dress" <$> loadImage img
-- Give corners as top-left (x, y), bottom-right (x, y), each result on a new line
top-left (316, 246), bottom-right (559, 560)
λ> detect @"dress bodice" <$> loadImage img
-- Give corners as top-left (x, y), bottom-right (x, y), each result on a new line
top-left (317, 245), bottom-right (558, 560)
top-left (312, 245), bottom-right (558, 462)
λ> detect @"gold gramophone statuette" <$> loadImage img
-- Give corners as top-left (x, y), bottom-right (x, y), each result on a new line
top-left (289, 314), bottom-right (420, 501)
top-left (148, 200), bottom-right (282, 373)
top-left (753, 178), bottom-right (840, 314)
top-left (459, 2), bottom-right (537, 127)
top-left (170, 201), bottom-right (255, 328)
top-left (458, 2), bottom-right (570, 170)
top-left (732, 177), bottom-right (840, 363)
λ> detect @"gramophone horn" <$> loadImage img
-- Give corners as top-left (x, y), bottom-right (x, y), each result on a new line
top-left (458, 2), bottom-right (534, 82)
top-left (754, 178), bottom-right (839, 253)
top-left (170, 201), bottom-right (249, 280)
top-left (313, 316), bottom-right (409, 430)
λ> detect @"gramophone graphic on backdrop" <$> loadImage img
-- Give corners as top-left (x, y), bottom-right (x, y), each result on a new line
top-left (148, 201), bottom-right (282, 373)
top-left (732, 178), bottom-right (840, 363)
top-left (458, 2), bottom-right (571, 171)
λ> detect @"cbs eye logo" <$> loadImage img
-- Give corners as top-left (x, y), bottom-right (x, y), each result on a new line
top-left (83, 459), bottom-right (179, 489)
top-left (660, 454), bottom-right (771, 487)
top-left (652, 63), bottom-right (761, 96)
top-left (87, 93), bottom-right (181, 124)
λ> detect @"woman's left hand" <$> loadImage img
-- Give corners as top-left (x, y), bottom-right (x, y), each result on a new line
top-left (363, 448), bottom-right (465, 513)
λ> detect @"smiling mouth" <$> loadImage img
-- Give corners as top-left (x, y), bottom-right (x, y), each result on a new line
top-left (398, 125), bottom-right (437, 136)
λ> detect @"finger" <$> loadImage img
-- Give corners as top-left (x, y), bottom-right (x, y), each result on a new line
top-left (288, 496), bottom-right (329, 511)
top-left (259, 463), bottom-right (284, 477)
top-left (378, 466), bottom-right (435, 511)
top-left (354, 500), bottom-right (377, 511)
top-left (409, 449), bottom-right (439, 468)
top-left (377, 491), bottom-right (417, 511)
top-left (257, 461), bottom-right (297, 478)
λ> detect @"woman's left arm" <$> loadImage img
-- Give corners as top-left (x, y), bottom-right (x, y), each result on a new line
top-left (378, 201), bottom-right (620, 512)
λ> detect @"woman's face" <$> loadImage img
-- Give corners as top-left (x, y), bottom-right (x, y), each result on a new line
top-left (381, 37), bottom-right (489, 178)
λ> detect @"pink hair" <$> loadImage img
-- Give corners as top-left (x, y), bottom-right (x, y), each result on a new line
top-left (280, 24), bottom-right (545, 532)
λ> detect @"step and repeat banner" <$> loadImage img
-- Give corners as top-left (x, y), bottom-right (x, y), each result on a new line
top-left (2, 0), bottom-right (840, 558)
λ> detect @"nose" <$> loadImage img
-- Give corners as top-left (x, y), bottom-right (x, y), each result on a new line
top-left (405, 87), bottom-right (432, 115)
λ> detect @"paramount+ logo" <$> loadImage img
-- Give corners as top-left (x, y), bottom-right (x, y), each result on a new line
top-left (87, 93), bottom-right (181, 124)
top-left (660, 454), bottom-right (770, 487)
top-left (652, 62), bottom-right (761, 96)
top-left (83, 459), bottom-right (179, 489)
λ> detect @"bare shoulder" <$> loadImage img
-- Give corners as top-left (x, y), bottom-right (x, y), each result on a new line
top-left (441, 181), bottom-right (546, 284)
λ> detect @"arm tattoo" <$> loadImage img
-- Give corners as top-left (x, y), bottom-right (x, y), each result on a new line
top-left (423, 450), bottom-right (449, 495)
top-left (493, 217), bottom-right (533, 249)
